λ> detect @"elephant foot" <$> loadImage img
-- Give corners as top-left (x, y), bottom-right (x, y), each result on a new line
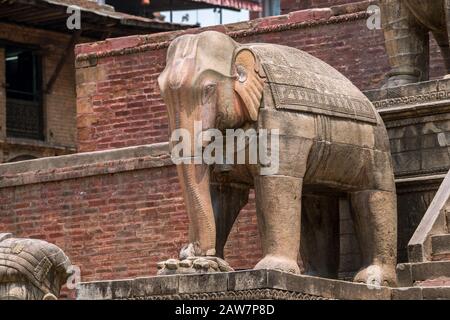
top-left (254, 255), bottom-right (300, 275)
top-left (382, 75), bottom-right (419, 89)
top-left (353, 264), bottom-right (397, 288)
top-left (157, 256), bottom-right (234, 275)
top-left (179, 242), bottom-right (216, 259)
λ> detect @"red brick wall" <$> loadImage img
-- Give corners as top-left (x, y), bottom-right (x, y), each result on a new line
top-left (0, 146), bottom-right (261, 297)
top-left (0, 166), bottom-right (259, 277)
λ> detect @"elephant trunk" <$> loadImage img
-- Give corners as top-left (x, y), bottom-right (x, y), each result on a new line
top-left (177, 162), bottom-right (216, 256)
top-left (168, 92), bottom-right (216, 257)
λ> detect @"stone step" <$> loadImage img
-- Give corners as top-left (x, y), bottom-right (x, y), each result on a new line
top-left (397, 261), bottom-right (450, 287)
top-left (431, 234), bottom-right (450, 261)
top-left (431, 234), bottom-right (450, 258)
top-left (76, 269), bottom-right (450, 300)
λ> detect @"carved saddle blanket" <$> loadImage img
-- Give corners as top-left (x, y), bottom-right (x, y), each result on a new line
top-left (247, 44), bottom-right (378, 125)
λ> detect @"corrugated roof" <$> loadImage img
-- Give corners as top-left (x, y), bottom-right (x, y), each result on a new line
top-left (0, 0), bottom-right (193, 38)
top-left (109, 0), bottom-right (262, 13)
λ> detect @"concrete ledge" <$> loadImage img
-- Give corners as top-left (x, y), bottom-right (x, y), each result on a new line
top-left (364, 79), bottom-right (450, 121)
top-left (0, 138), bottom-right (437, 190)
top-left (0, 142), bottom-right (172, 188)
top-left (397, 261), bottom-right (450, 287)
top-left (76, 269), bottom-right (433, 300)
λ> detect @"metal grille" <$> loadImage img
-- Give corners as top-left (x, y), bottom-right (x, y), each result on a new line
top-left (6, 98), bottom-right (43, 140)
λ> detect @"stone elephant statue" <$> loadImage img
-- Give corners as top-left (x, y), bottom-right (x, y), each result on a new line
top-left (157, 31), bottom-right (398, 286)
top-left (0, 233), bottom-right (72, 300)
top-left (381, 0), bottom-right (450, 87)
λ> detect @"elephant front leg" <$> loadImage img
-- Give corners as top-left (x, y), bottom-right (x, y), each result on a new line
top-left (350, 190), bottom-right (398, 287)
top-left (157, 180), bottom-right (250, 275)
top-left (254, 175), bottom-right (302, 274)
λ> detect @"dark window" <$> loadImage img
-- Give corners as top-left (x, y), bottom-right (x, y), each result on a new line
top-left (4, 45), bottom-right (43, 140)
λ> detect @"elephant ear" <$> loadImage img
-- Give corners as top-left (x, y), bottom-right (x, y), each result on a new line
top-left (233, 48), bottom-right (264, 122)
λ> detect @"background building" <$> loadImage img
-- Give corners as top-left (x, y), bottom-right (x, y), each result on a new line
top-left (0, 0), bottom-right (189, 163)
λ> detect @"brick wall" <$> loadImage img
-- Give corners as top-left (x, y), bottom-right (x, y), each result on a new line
top-left (0, 47), bottom-right (5, 152)
top-left (0, 145), bottom-right (261, 297)
top-left (0, 23), bottom-right (80, 162)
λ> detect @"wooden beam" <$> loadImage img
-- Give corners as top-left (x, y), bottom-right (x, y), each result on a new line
top-left (45, 30), bottom-right (81, 94)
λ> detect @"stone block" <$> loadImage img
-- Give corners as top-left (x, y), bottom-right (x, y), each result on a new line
top-left (228, 269), bottom-right (268, 291)
top-left (178, 273), bottom-right (228, 294)
top-left (396, 263), bottom-right (413, 287)
top-left (431, 234), bottom-right (450, 256)
top-left (421, 148), bottom-right (450, 171)
top-left (411, 261), bottom-right (450, 281)
top-left (80, 279), bottom-right (135, 300)
top-left (422, 287), bottom-right (450, 300)
top-left (132, 275), bottom-right (179, 297)
top-left (76, 270), bottom-right (450, 300)
top-left (268, 271), bottom-right (391, 300)
top-left (391, 287), bottom-right (423, 300)
top-left (364, 88), bottom-right (387, 102)
top-left (392, 151), bottom-right (421, 174)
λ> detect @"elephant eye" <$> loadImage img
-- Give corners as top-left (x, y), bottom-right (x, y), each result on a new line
top-left (236, 65), bottom-right (247, 83)
top-left (202, 83), bottom-right (216, 104)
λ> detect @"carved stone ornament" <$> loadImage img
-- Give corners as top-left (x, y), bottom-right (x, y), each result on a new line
top-left (0, 233), bottom-right (72, 300)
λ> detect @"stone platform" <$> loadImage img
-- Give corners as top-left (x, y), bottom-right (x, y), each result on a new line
top-left (76, 269), bottom-right (450, 300)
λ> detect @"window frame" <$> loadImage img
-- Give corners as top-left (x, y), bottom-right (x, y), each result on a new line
top-left (1, 40), bottom-right (44, 141)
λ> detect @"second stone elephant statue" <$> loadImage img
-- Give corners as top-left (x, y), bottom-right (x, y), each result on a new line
top-left (381, 0), bottom-right (450, 87)
top-left (0, 233), bottom-right (72, 300)
top-left (157, 31), bottom-right (398, 286)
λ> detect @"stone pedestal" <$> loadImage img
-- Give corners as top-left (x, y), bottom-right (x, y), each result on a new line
top-left (76, 269), bottom-right (450, 300)
top-left (365, 79), bottom-right (450, 263)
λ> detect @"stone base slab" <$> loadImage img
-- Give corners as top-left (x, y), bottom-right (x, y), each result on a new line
top-left (76, 269), bottom-right (450, 300)
top-left (397, 261), bottom-right (450, 287)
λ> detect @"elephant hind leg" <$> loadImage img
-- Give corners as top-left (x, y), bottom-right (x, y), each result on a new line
top-left (350, 189), bottom-right (397, 287)
top-left (210, 182), bottom-right (250, 259)
top-left (300, 194), bottom-right (340, 279)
